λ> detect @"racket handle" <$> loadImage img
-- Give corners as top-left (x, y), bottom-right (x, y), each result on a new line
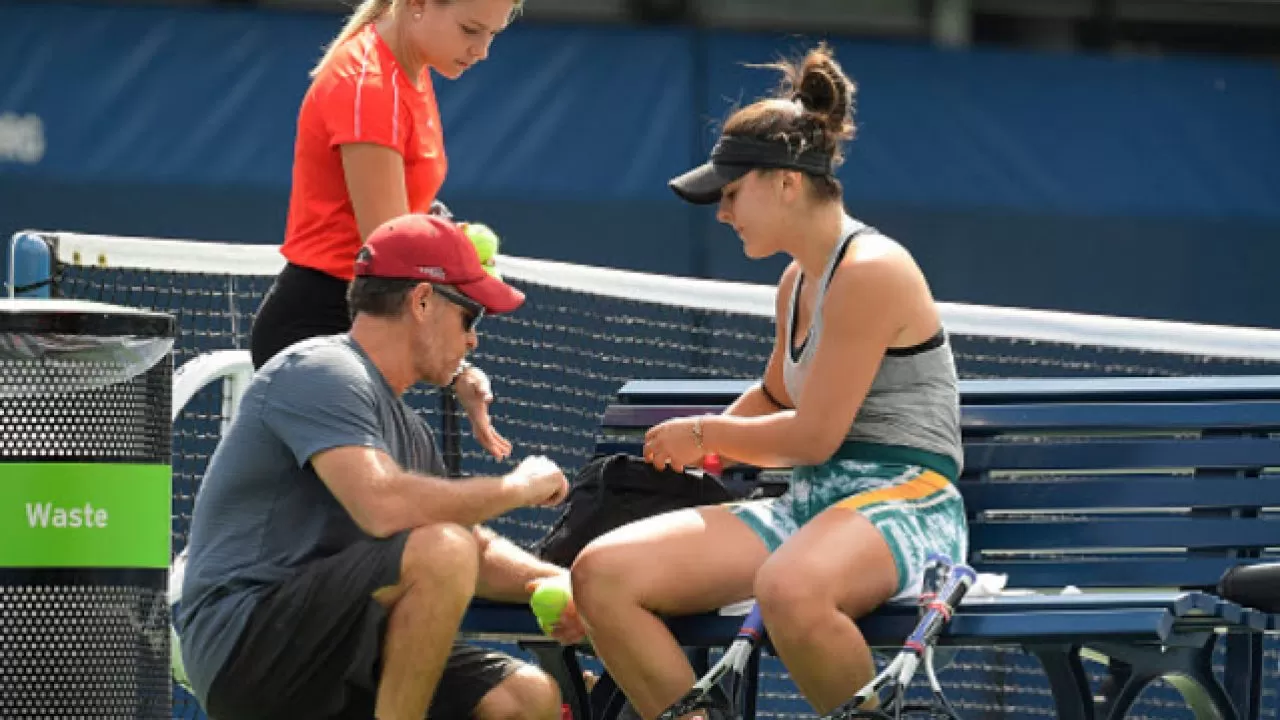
top-left (737, 603), bottom-right (765, 641)
top-left (907, 564), bottom-right (975, 650)
top-left (921, 553), bottom-right (953, 594)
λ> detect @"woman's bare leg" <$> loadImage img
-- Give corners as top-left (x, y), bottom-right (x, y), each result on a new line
top-left (571, 506), bottom-right (770, 720)
top-left (754, 509), bottom-right (899, 714)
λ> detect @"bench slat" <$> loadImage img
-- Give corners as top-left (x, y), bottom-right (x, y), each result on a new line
top-left (603, 402), bottom-right (1280, 434)
top-left (461, 602), bottom-right (1177, 647)
top-left (961, 474), bottom-right (1280, 511)
top-left (669, 609), bottom-right (1181, 646)
top-left (462, 594), bottom-right (1265, 648)
top-left (971, 517), bottom-right (1280, 551)
top-left (972, 557), bottom-right (1262, 589)
top-left (603, 405), bottom-right (732, 428)
top-left (963, 401), bottom-right (1280, 433)
top-left (617, 376), bottom-right (1280, 405)
top-left (960, 377), bottom-right (1280, 404)
top-left (616, 379), bottom-right (751, 405)
top-left (964, 436), bottom-right (1280, 472)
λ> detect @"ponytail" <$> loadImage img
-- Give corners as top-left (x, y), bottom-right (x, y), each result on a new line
top-left (311, 0), bottom-right (393, 77)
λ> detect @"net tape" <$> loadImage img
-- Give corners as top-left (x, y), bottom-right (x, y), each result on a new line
top-left (38, 230), bottom-right (1280, 362)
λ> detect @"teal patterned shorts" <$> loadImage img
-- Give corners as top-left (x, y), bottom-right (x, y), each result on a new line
top-left (728, 444), bottom-right (968, 599)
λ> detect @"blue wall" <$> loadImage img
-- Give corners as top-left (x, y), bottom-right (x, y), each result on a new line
top-left (1, 1), bottom-right (1277, 326)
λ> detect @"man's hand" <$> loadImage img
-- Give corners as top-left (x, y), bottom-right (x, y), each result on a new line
top-left (505, 456), bottom-right (569, 507)
top-left (453, 364), bottom-right (513, 461)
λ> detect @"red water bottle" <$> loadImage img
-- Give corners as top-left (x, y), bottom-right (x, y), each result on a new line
top-left (701, 453), bottom-right (723, 476)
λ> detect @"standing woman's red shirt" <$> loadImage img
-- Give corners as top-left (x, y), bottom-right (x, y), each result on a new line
top-left (250, 0), bottom-right (517, 369)
top-left (283, 23), bottom-right (447, 281)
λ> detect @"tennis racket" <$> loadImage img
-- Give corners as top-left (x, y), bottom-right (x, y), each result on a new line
top-left (822, 556), bottom-right (976, 720)
top-left (656, 604), bottom-right (766, 720)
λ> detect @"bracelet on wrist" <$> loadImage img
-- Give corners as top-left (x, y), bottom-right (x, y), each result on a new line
top-left (692, 415), bottom-right (706, 450)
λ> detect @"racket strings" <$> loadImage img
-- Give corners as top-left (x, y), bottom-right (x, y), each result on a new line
top-left (824, 561), bottom-right (973, 720)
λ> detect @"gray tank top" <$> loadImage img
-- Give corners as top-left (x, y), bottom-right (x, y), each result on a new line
top-left (782, 216), bottom-right (963, 473)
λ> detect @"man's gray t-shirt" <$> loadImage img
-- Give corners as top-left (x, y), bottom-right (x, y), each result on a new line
top-left (175, 334), bottom-right (445, 706)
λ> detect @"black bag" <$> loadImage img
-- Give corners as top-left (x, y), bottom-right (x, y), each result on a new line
top-left (533, 453), bottom-right (782, 567)
top-left (1218, 561), bottom-right (1280, 613)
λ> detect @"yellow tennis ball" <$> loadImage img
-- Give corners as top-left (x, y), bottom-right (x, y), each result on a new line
top-left (530, 579), bottom-right (572, 634)
top-left (462, 223), bottom-right (500, 276)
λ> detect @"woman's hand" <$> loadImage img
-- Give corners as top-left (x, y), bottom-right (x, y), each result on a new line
top-left (643, 417), bottom-right (705, 472)
top-left (526, 576), bottom-right (589, 646)
top-left (453, 364), bottom-right (513, 461)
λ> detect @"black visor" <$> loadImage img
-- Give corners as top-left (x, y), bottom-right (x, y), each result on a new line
top-left (669, 136), bottom-right (835, 205)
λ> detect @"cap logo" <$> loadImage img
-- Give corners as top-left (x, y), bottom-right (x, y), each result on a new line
top-left (418, 266), bottom-right (447, 281)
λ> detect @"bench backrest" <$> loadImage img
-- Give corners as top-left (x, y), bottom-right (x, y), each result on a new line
top-left (599, 376), bottom-right (1280, 591)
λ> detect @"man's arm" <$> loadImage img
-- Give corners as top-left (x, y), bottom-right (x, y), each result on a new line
top-left (311, 448), bottom-right (565, 538)
top-left (260, 346), bottom-right (567, 539)
top-left (471, 525), bottom-right (564, 602)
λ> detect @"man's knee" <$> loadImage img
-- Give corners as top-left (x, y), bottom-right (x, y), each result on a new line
top-left (474, 665), bottom-right (562, 720)
top-left (400, 522), bottom-right (480, 590)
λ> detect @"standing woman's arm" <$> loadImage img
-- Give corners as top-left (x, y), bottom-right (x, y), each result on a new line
top-left (340, 144), bottom-right (412, 242)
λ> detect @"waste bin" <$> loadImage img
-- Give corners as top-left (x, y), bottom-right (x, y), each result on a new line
top-left (0, 298), bottom-right (175, 718)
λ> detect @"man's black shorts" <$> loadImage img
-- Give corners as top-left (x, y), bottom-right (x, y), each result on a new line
top-left (204, 533), bottom-right (525, 720)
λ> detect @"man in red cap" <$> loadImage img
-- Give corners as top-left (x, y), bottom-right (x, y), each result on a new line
top-left (351, 212), bottom-right (524, 462)
top-left (176, 214), bottom-right (584, 720)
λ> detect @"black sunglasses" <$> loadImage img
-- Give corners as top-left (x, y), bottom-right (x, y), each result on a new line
top-left (432, 284), bottom-right (484, 332)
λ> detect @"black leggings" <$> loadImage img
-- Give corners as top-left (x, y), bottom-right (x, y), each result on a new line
top-left (250, 263), bottom-right (351, 369)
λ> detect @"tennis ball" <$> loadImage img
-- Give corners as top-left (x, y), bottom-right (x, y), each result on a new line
top-left (168, 551), bottom-right (191, 689)
top-left (530, 577), bottom-right (572, 634)
top-left (171, 626), bottom-right (191, 689)
top-left (462, 223), bottom-right (501, 277)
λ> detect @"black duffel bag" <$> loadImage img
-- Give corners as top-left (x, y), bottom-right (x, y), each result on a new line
top-left (534, 453), bottom-right (784, 567)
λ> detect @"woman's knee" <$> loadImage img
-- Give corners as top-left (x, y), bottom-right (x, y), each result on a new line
top-left (574, 507), bottom-right (771, 620)
top-left (569, 541), bottom-right (636, 615)
top-left (570, 513), bottom-right (689, 610)
top-left (400, 522), bottom-right (480, 590)
top-left (753, 551), bottom-right (896, 634)
top-left (475, 665), bottom-right (562, 720)
top-left (753, 558), bottom-right (829, 626)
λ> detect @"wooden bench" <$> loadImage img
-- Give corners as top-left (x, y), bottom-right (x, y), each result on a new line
top-left (464, 375), bottom-right (1280, 720)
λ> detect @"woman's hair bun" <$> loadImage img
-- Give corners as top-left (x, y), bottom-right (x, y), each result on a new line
top-left (790, 43), bottom-right (855, 141)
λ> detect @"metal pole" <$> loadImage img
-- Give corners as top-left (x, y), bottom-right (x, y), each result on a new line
top-left (440, 388), bottom-right (463, 477)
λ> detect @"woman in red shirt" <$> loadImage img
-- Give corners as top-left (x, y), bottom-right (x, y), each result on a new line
top-left (251, 0), bottom-right (519, 456)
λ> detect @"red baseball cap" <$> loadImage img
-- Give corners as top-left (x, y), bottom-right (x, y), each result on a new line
top-left (354, 214), bottom-right (525, 314)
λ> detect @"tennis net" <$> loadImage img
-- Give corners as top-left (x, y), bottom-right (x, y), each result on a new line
top-left (15, 229), bottom-right (1280, 720)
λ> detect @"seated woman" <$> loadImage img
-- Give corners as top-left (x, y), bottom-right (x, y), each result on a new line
top-left (568, 44), bottom-right (968, 719)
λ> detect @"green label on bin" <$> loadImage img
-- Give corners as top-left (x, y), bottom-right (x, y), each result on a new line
top-left (0, 463), bottom-right (170, 568)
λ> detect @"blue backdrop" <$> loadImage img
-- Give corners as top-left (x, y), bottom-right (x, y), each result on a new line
top-left (1, 0), bottom-right (1277, 326)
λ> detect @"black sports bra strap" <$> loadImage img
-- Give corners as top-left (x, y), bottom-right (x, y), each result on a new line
top-left (821, 226), bottom-right (875, 291)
